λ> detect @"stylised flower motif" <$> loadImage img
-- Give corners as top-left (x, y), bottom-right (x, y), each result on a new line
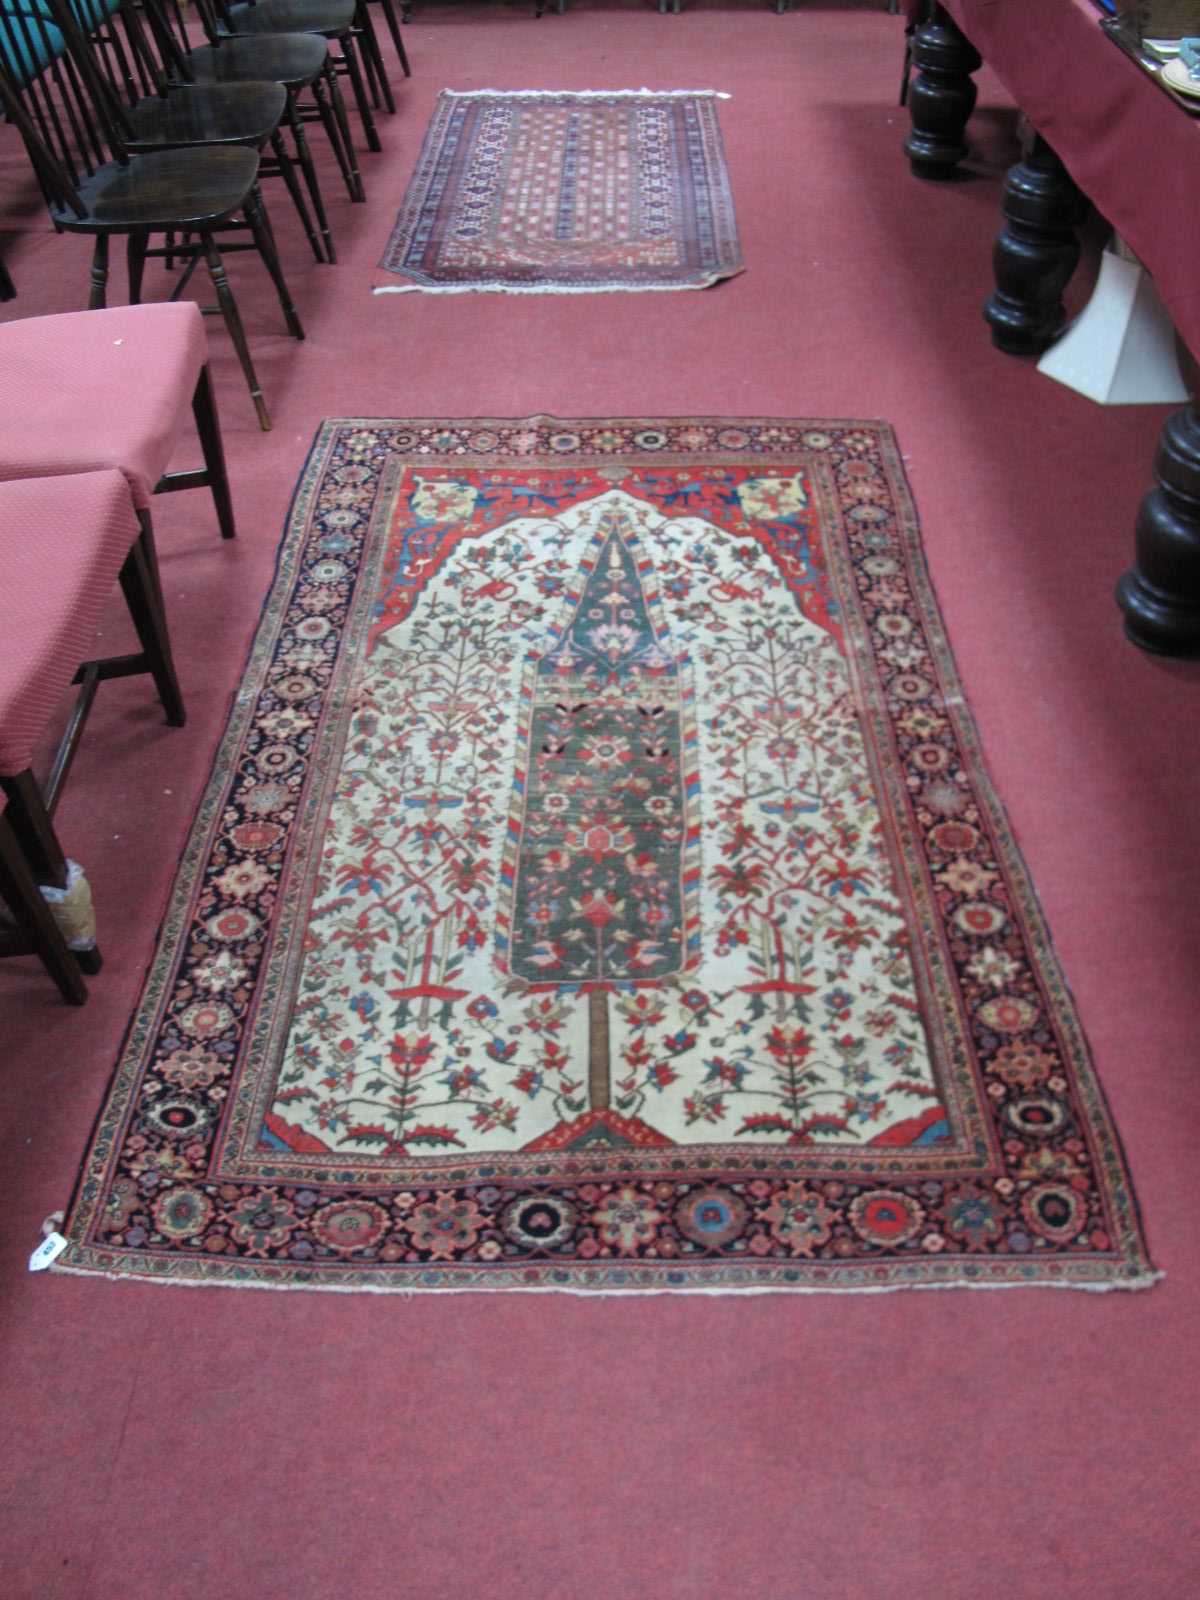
top-left (966, 946), bottom-right (1019, 989)
top-left (939, 856), bottom-right (995, 895)
top-left (153, 1186), bottom-right (214, 1242)
top-left (565, 820), bottom-right (635, 861)
top-left (588, 623), bottom-right (640, 660)
top-left (126, 1143), bottom-right (196, 1182)
top-left (271, 673), bottom-right (317, 704)
top-left (503, 1193), bottom-right (577, 1252)
top-left (848, 1189), bottom-right (925, 1248)
top-left (406, 1192), bottom-right (483, 1259)
top-left (1003, 1095), bottom-right (1068, 1140)
top-left (311, 1200), bottom-right (389, 1255)
top-left (229, 1191), bottom-right (299, 1255)
top-left (410, 477), bottom-right (478, 524)
top-left (215, 859), bottom-right (271, 901)
top-left (923, 778), bottom-right (968, 816)
top-left (977, 995), bottom-right (1039, 1034)
top-left (297, 585), bottom-right (340, 615)
top-left (177, 1001), bottom-right (235, 1040)
top-left (1017, 1146), bottom-right (1077, 1184)
top-left (990, 1042), bottom-right (1055, 1089)
top-left (260, 708), bottom-right (312, 740)
top-left (255, 743), bottom-right (300, 776)
top-left (241, 782), bottom-right (293, 817)
top-left (1020, 1184), bottom-right (1086, 1245)
top-left (593, 1186), bottom-right (664, 1255)
top-left (736, 474), bottom-right (808, 521)
top-left (230, 821), bottom-right (285, 854)
top-left (193, 953), bottom-right (249, 993)
top-left (100, 1177), bottom-right (141, 1234)
top-left (573, 891), bottom-right (623, 929)
top-left (675, 1186), bottom-right (748, 1250)
top-left (206, 907), bottom-right (261, 943)
top-left (943, 1187), bottom-right (1005, 1249)
top-left (145, 1096), bottom-right (214, 1141)
top-left (577, 733), bottom-right (631, 771)
top-left (160, 1045), bottom-right (225, 1090)
top-left (766, 736), bottom-right (799, 763)
top-left (762, 1182), bottom-right (835, 1257)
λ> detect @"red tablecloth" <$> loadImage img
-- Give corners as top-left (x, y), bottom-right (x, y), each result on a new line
top-left (907, 0), bottom-right (1200, 360)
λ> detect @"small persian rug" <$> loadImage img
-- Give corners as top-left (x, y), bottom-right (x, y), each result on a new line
top-left (58, 420), bottom-right (1155, 1294)
top-left (374, 90), bottom-right (743, 294)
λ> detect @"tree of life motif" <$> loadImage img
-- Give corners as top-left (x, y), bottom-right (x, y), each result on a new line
top-left (497, 506), bottom-right (699, 1114)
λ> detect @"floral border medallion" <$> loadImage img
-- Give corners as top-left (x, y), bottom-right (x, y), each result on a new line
top-left (57, 420), bottom-right (1156, 1293)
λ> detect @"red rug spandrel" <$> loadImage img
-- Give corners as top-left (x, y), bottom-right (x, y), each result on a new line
top-left (58, 420), bottom-right (1156, 1292)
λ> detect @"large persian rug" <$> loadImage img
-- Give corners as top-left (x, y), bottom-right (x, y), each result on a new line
top-left (374, 90), bottom-right (743, 294)
top-left (58, 420), bottom-right (1155, 1294)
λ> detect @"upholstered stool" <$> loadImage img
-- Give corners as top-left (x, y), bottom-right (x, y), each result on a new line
top-left (0, 471), bottom-right (185, 1001)
top-left (0, 301), bottom-right (236, 540)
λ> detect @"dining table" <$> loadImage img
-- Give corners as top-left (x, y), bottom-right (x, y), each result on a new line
top-left (901, 0), bottom-right (1200, 655)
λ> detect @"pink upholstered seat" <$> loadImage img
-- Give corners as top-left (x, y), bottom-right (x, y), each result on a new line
top-left (0, 304), bottom-right (208, 511)
top-left (0, 471), bottom-right (140, 777)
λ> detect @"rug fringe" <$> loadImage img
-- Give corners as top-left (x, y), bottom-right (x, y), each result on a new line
top-left (373, 271), bottom-right (743, 296)
top-left (47, 1259), bottom-right (1164, 1297)
top-left (440, 87), bottom-right (731, 100)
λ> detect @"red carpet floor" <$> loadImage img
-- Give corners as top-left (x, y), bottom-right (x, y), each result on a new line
top-left (2, 4), bottom-right (1198, 1595)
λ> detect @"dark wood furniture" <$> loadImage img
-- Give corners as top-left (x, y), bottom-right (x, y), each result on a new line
top-left (903, 0), bottom-right (1200, 655)
top-left (0, 470), bottom-right (185, 1002)
top-left (0, 7), bottom-right (304, 430)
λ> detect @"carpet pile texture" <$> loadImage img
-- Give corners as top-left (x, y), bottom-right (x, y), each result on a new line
top-left (57, 419), bottom-right (1154, 1294)
top-left (375, 90), bottom-right (743, 293)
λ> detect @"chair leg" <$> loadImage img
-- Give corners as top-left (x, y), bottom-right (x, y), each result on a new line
top-left (339, 33), bottom-right (381, 154)
top-left (191, 364), bottom-right (237, 540)
top-left (270, 128), bottom-right (324, 265)
top-left (89, 234), bottom-right (110, 309)
top-left (287, 97), bottom-right (337, 264)
top-left (2, 770), bottom-right (72, 895)
top-left (318, 62), bottom-right (365, 202)
top-left (127, 231), bottom-right (148, 304)
top-left (199, 229), bottom-right (271, 431)
top-left (245, 185), bottom-right (304, 342)
top-left (119, 525), bottom-right (186, 728)
top-left (356, 3), bottom-right (395, 114)
top-left (0, 769), bottom-right (102, 975)
top-left (375, 0), bottom-right (410, 76)
top-left (0, 810), bottom-right (87, 1004)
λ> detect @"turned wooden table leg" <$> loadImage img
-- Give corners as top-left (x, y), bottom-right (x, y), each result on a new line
top-left (983, 134), bottom-right (1089, 355)
top-left (903, 4), bottom-right (981, 181)
top-left (1116, 404), bottom-right (1200, 655)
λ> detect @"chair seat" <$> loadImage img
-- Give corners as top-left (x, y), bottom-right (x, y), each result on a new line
top-left (0, 304), bottom-right (210, 510)
top-left (57, 143), bottom-right (260, 233)
top-left (227, 0), bottom-right (357, 38)
top-left (185, 32), bottom-right (329, 89)
top-left (0, 472), bottom-right (139, 778)
top-left (126, 80), bottom-right (288, 151)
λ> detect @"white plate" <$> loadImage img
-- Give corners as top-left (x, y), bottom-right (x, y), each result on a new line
top-left (1162, 58), bottom-right (1200, 97)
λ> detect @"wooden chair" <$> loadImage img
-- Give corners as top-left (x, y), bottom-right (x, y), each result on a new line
top-left (0, 471), bottom-right (185, 1002)
top-left (0, 12), bottom-right (304, 430)
top-left (209, 0), bottom-right (389, 151)
top-left (180, 0), bottom-right (365, 204)
top-left (0, 302), bottom-right (236, 544)
top-left (43, 0), bottom-right (328, 265)
top-left (0, 806), bottom-right (87, 1004)
top-left (364, 0), bottom-right (409, 85)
